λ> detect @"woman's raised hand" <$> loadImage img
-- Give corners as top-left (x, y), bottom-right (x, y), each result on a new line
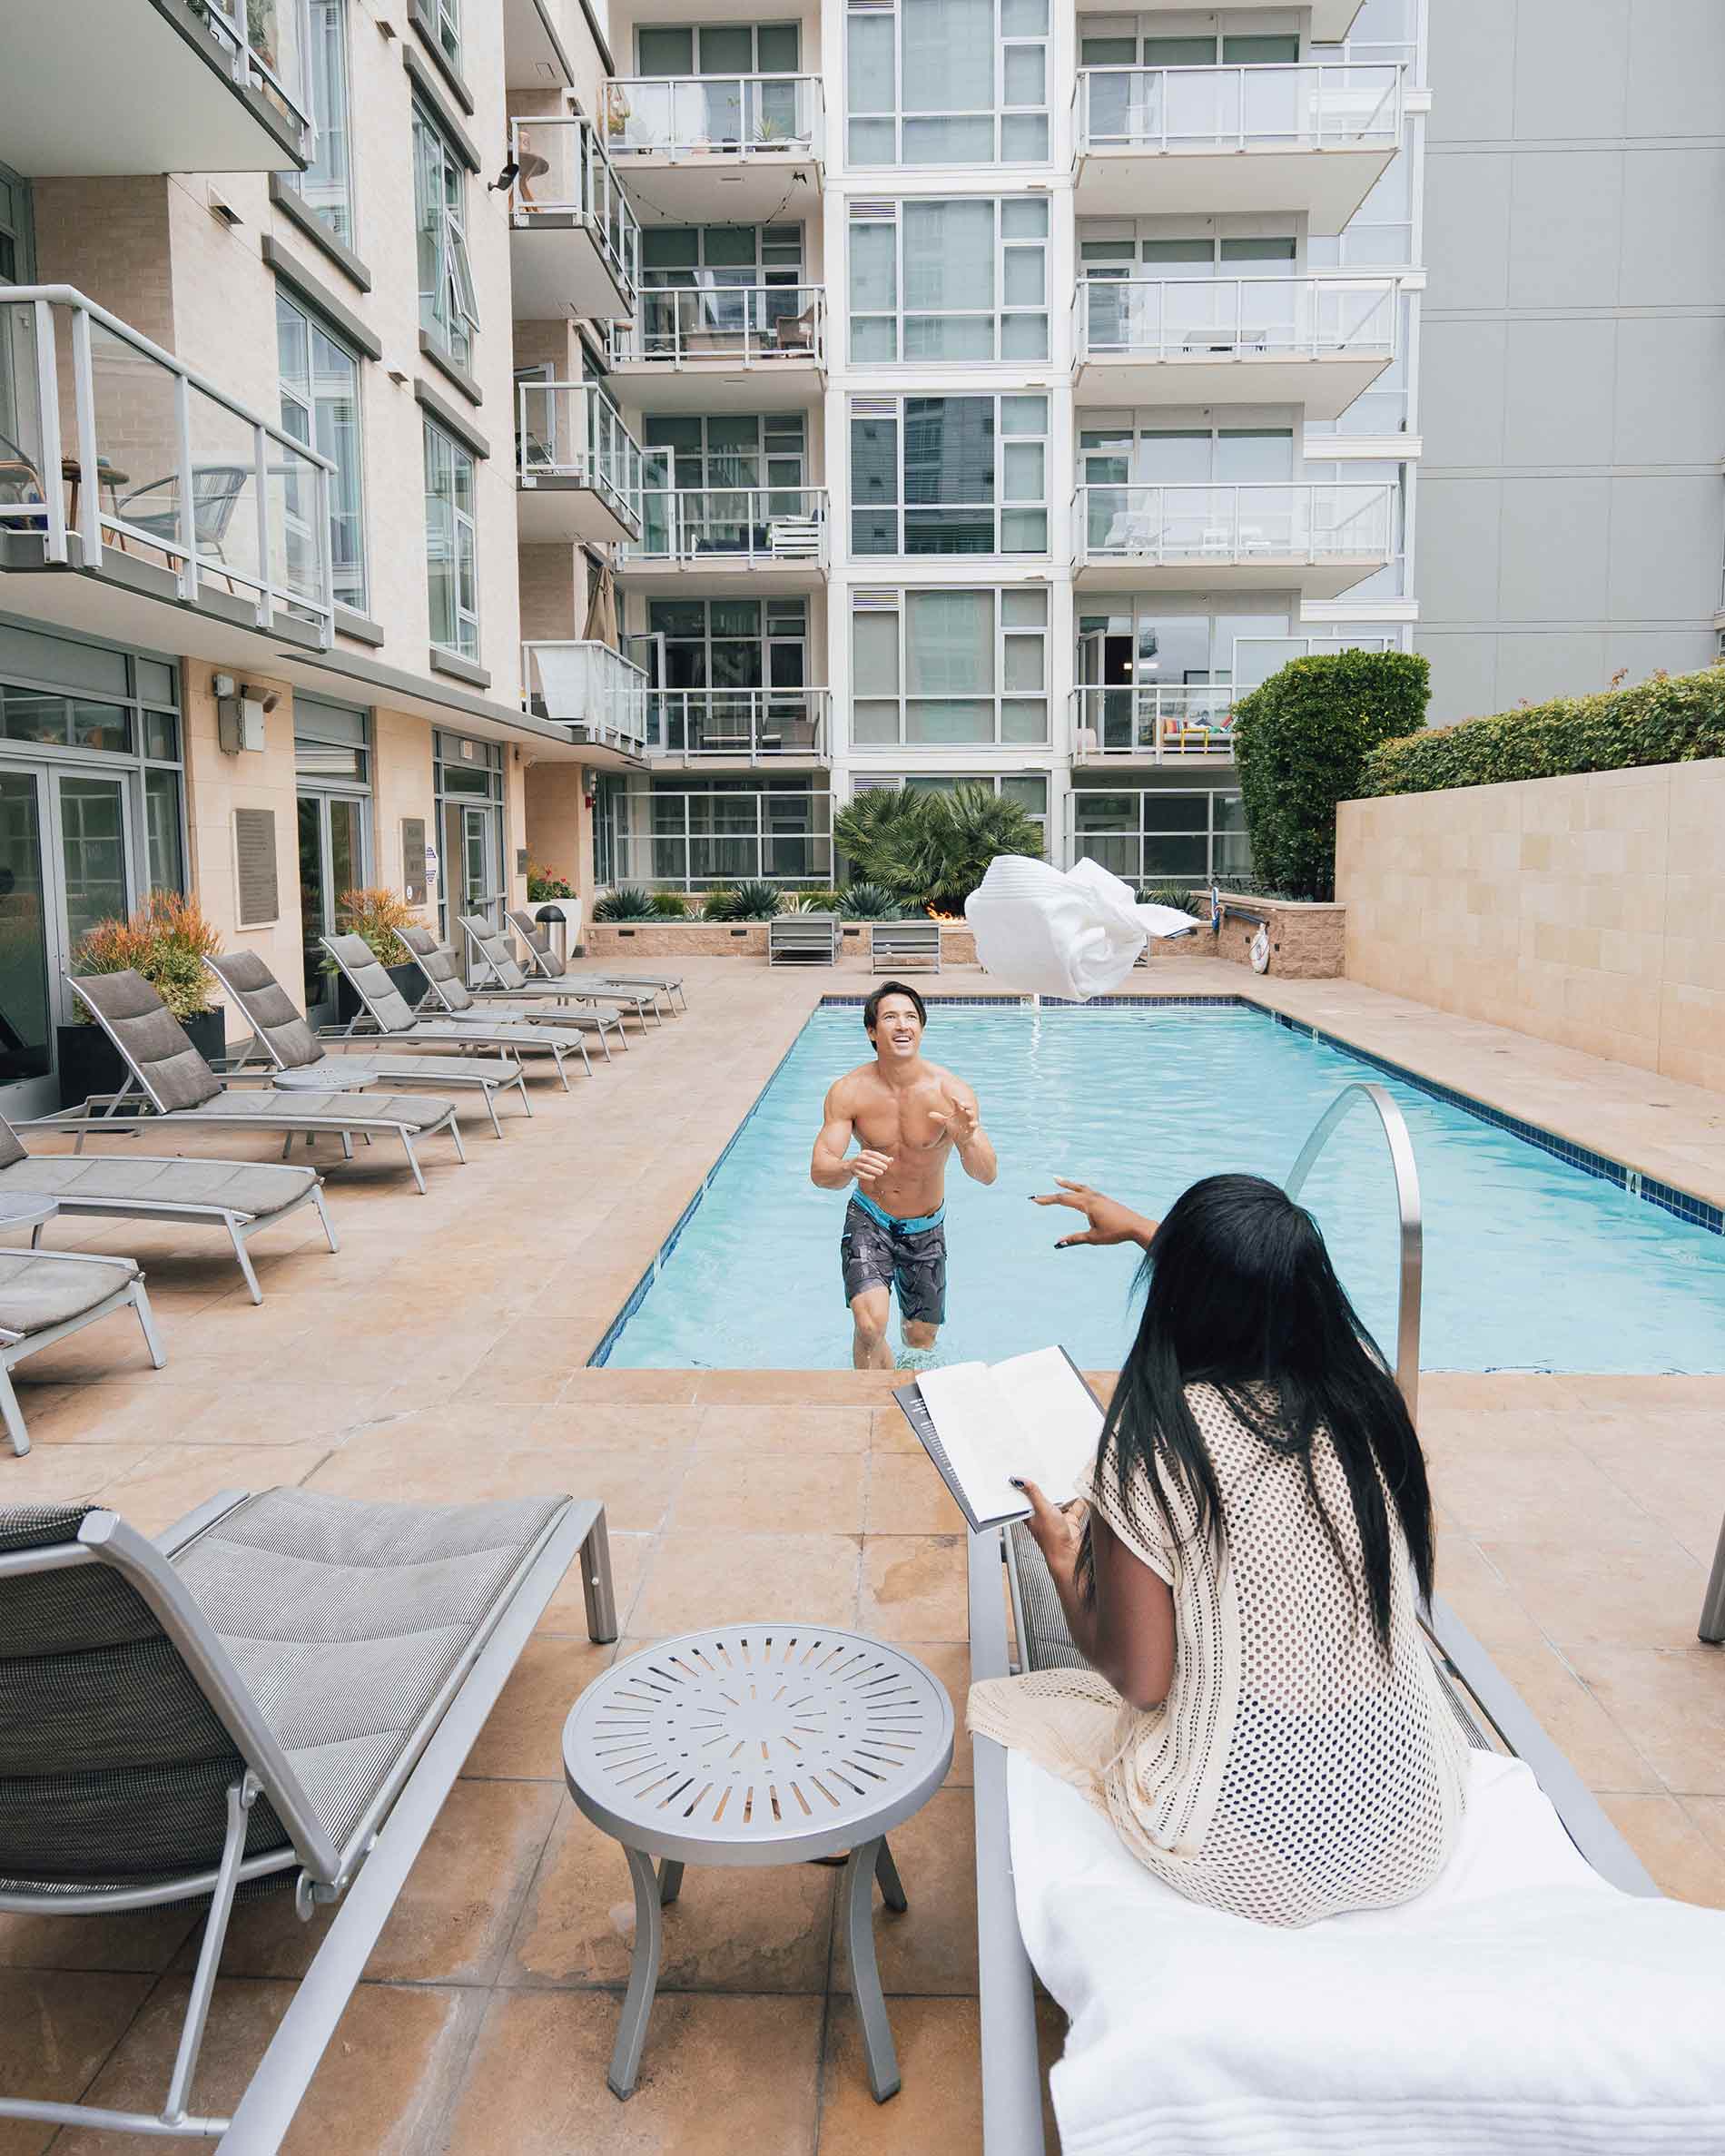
top-left (1030, 1179), bottom-right (1159, 1251)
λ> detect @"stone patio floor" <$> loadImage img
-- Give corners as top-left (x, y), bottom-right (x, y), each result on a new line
top-left (1, 951), bottom-right (1721, 2153)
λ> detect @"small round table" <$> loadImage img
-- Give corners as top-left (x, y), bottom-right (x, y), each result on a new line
top-left (0, 1195), bottom-right (58, 1238)
top-left (564, 1624), bottom-right (954, 2104)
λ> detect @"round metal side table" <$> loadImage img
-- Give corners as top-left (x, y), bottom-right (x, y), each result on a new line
top-left (563, 1624), bottom-right (954, 2103)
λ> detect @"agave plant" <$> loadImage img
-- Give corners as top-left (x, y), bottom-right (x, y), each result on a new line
top-left (724, 880), bottom-right (785, 921)
top-left (832, 785), bottom-right (927, 889)
top-left (700, 885), bottom-right (738, 921)
top-left (794, 890), bottom-right (841, 913)
top-left (592, 886), bottom-right (658, 922)
top-left (869, 784), bottom-right (1044, 913)
top-left (836, 881), bottom-right (900, 920)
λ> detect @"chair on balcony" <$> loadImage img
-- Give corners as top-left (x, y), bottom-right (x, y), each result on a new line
top-left (771, 302), bottom-right (819, 357)
top-left (117, 463), bottom-right (248, 583)
top-left (767, 515), bottom-right (822, 560)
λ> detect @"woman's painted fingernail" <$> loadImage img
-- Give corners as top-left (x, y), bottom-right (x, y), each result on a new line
top-left (1008, 1476), bottom-right (1025, 1489)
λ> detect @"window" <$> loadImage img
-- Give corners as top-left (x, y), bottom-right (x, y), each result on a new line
top-left (643, 411), bottom-right (805, 491)
top-left (640, 223), bottom-right (804, 289)
top-left (902, 771), bottom-right (1048, 845)
top-left (287, 0), bottom-right (355, 246)
top-left (1070, 787), bottom-right (1249, 882)
top-left (852, 587), bottom-right (1049, 745)
top-left (851, 395), bottom-right (1047, 556)
top-left (423, 418), bottom-right (478, 660)
top-left (276, 290), bottom-right (367, 614)
top-left (413, 99), bottom-right (478, 369)
top-left (0, 162), bottom-right (34, 284)
top-left (636, 23), bottom-right (802, 73)
top-left (849, 198), bottom-right (1048, 361)
top-left (847, 0), bottom-right (1050, 166)
top-left (425, 0), bottom-right (461, 72)
top-left (645, 597), bottom-right (807, 691)
top-left (1079, 30), bottom-right (1299, 64)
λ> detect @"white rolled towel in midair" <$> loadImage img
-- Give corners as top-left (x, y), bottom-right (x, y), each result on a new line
top-left (963, 855), bottom-right (1197, 1000)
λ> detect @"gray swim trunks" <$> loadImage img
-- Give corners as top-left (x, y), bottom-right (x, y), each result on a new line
top-left (841, 1194), bottom-right (947, 1327)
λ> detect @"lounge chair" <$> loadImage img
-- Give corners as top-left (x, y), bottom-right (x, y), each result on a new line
top-left (0, 1108), bottom-right (334, 1305)
top-left (205, 950), bottom-right (530, 1143)
top-left (768, 911), bottom-right (842, 965)
top-left (870, 919), bottom-right (942, 973)
top-left (391, 928), bottom-right (637, 1055)
top-left (0, 1249), bottom-right (164, 1454)
top-left (448, 917), bottom-right (663, 1030)
top-left (54, 972), bottom-right (466, 1195)
top-left (319, 933), bottom-right (601, 1085)
top-left (0, 1483), bottom-right (618, 2141)
top-left (507, 906), bottom-right (688, 1013)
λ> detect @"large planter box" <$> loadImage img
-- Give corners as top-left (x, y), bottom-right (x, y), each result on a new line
top-left (589, 920), bottom-right (772, 958)
top-left (58, 1008), bottom-right (228, 1110)
top-left (333, 958), bottom-right (424, 1023)
top-left (1159, 897), bottom-right (1346, 980)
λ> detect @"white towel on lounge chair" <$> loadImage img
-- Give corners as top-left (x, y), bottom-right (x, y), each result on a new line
top-left (1010, 1746), bottom-right (1725, 2154)
top-left (963, 856), bottom-right (1195, 1001)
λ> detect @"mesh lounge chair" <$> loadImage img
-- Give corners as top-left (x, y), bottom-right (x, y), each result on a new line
top-left (0, 1250), bottom-right (164, 1455)
top-left (391, 928), bottom-right (636, 1058)
top-left (506, 906), bottom-right (688, 1013)
top-left (0, 1483), bottom-right (617, 2141)
top-left (205, 950), bottom-right (531, 1143)
top-left (320, 933), bottom-right (603, 1084)
top-left (54, 972), bottom-right (466, 1196)
top-left (456, 914), bottom-right (665, 1028)
top-left (0, 1109), bottom-right (334, 1306)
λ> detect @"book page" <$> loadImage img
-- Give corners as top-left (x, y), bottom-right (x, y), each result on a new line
top-left (913, 1362), bottom-right (1021, 1523)
top-left (916, 1348), bottom-right (1102, 1525)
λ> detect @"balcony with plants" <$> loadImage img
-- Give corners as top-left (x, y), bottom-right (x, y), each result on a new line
top-left (507, 113), bottom-right (641, 325)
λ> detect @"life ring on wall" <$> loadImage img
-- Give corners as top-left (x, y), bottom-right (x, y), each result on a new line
top-left (1250, 923), bottom-right (1271, 974)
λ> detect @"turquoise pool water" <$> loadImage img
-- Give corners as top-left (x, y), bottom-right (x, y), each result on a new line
top-left (602, 1004), bottom-right (1725, 1373)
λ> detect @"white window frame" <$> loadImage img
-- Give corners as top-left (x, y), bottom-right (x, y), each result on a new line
top-left (276, 287), bottom-right (368, 615)
top-left (848, 196), bottom-right (1050, 363)
top-left (844, 0), bottom-right (1050, 168)
top-left (413, 100), bottom-right (478, 369)
top-left (851, 586), bottom-right (1050, 747)
top-left (289, 0), bottom-right (357, 247)
top-left (423, 418), bottom-right (478, 662)
top-left (849, 392), bottom-right (1050, 558)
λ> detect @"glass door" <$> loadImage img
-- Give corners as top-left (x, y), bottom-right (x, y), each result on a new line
top-left (298, 791), bottom-right (367, 1022)
top-left (0, 770), bottom-right (54, 1100)
top-left (56, 773), bottom-right (128, 957)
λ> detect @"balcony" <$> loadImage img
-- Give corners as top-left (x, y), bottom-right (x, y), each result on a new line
top-left (623, 487), bottom-right (828, 592)
top-left (508, 116), bottom-right (640, 323)
top-left (606, 786), bottom-right (834, 891)
top-left (601, 76), bottom-right (823, 222)
top-left (1075, 0), bottom-right (1365, 28)
top-left (608, 287), bottom-right (825, 413)
top-left (1073, 276), bottom-right (1396, 419)
top-left (521, 640), bottom-right (650, 763)
top-left (1073, 481), bottom-right (1394, 596)
top-left (646, 688), bottom-right (830, 766)
top-left (1071, 686), bottom-right (1236, 763)
top-left (0, 285), bottom-right (334, 657)
top-left (1073, 64), bottom-right (1403, 233)
top-left (1, 0), bottom-right (310, 176)
top-left (516, 381), bottom-right (643, 544)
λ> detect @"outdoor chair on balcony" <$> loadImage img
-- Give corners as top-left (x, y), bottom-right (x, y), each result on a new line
top-left (0, 1249), bottom-right (164, 1456)
top-left (0, 1485), bottom-right (617, 2142)
top-left (205, 950), bottom-right (531, 1141)
top-left (771, 302), bottom-right (819, 356)
top-left (319, 933), bottom-right (607, 1085)
top-left (48, 971), bottom-right (467, 1195)
top-left (506, 905), bottom-right (689, 1012)
top-left (117, 462), bottom-right (247, 579)
top-left (409, 920), bottom-right (654, 1037)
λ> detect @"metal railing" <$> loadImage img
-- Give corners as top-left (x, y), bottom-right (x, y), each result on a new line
top-left (603, 75), bottom-right (823, 159)
top-left (1286, 1081), bottom-right (1423, 1416)
top-left (646, 688), bottom-right (830, 761)
top-left (521, 640), bottom-right (651, 753)
top-left (1070, 686), bottom-right (1235, 760)
top-left (629, 487), bottom-right (828, 567)
top-left (616, 284), bottom-right (824, 369)
top-left (508, 115), bottom-right (641, 311)
top-left (1075, 481), bottom-right (1394, 568)
top-left (1075, 275), bottom-right (1396, 364)
top-left (1076, 62), bottom-right (1404, 155)
top-left (606, 788), bottom-right (834, 891)
top-left (516, 380), bottom-right (644, 535)
top-left (191, 0), bottom-right (314, 150)
top-left (0, 285), bottom-right (335, 643)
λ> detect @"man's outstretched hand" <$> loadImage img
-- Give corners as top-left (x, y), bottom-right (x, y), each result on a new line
top-left (1030, 1179), bottom-right (1159, 1251)
top-left (930, 1088), bottom-right (979, 1146)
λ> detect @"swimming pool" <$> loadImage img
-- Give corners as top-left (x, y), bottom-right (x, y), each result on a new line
top-left (599, 1001), bottom-right (1725, 1373)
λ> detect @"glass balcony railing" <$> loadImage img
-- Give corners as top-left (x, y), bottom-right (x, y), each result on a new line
top-left (1075, 276), bottom-right (1396, 364)
top-left (631, 487), bottom-right (828, 567)
top-left (1076, 63), bottom-right (1403, 155)
top-left (1076, 482), bottom-right (1395, 567)
top-left (606, 788), bottom-right (834, 891)
top-left (616, 285), bottom-right (824, 369)
top-left (646, 688), bottom-right (830, 761)
top-left (521, 641), bottom-right (651, 753)
top-left (1070, 686), bottom-right (1236, 760)
top-left (190, 0), bottom-right (313, 151)
top-left (516, 380), bottom-right (645, 535)
top-left (603, 75), bottom-right (823, 160)
top-left (0, 284), bottom-right (334, 640)
top-left (508, 115), bottom-right (641, 311)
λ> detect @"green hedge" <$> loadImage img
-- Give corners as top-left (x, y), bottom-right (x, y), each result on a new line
top-left (1358, 665), bottom-right (1725, 798)
top-left (1231, 649), bottom-right (1430, 901)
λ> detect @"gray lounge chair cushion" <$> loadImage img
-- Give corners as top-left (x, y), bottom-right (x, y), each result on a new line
top-left (71, 972), bottom-right (223, 1111)
top-left (206, 950), bottom-right (321, 1069)
top-left (395, 927), bottom-right (478, 1012)
top-left (507, 911), bottom-right (562, 973)
top-left (458, 916), bottom-right (533, 991)
top-left (1, 1154), bottom-right (318, 1221)
top-left (340, 1051), bottom-right (520, 1085)
top-left (0, 1120), bottom-right (25, 1172)
top-left (193, 1089), bottom-right (455, 1131)
top-left (324, 934), bottom-right (421, 1035)
top-left (0, 1252), bottom-right (139, 1335)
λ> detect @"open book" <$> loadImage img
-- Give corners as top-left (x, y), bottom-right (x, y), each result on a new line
top-left (893, 1345), bottom-right (1105, 1533)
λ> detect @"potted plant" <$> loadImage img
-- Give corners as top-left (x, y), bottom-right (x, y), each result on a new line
top-left (322, 886), bottom-right (429, 1022)
top-left (61, 891), bottom-right (226, 1108)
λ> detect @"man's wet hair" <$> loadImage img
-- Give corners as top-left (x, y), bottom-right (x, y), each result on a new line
top-left (863, 980), bottom-right (928, 1035)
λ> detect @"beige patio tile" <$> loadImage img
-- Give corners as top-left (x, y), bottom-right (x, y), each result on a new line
top-left (1597, 1796), bottom-right (1725, 1908)
top-left (865, 1453), bottom-right (966, 1536)
top-left (1478, 1535), bottom-right (1710, 1655)
top-left (526, 1403), bottom-right (705, 1448)
top-left (817, 1997), bottom-right (983, 2150)
top-left (1424, 1433), bottom-right (1669, 1545)
top-left (467, 1631), bottom-right (626, 1780)
top-left (15, 1378), bottom-right (224, 1448)
top-left (0, 1971), bottom-right (153, 2154)
top-left (868, 1404), bottom-right (923, 1453)
top-left (306, 1429), bottom-right (687, 1527)
top-left (693, 1371), bottom-right (906, 1405)
top-left (440, 1990), bottom-right (823, 2154)
top-left (896, 1639), bottom-right (975, 1787)
top-left (1483, 1648), bottom-right (1661, 1792)
top-left (1568, 1648), bottom-right (1725, 1791)
top-left (695, 1404), bottom-right (873, 1454)
top-left (536, 1528), bottom-right (654, 1637)
top-left (674, 1449), bottom-right (868, 1535)
top-left (630, 1532), bottom-right (862, 1636)
top-left (0, 1902), bottom-right (194, 1976)
top-left (859, 1536), bottom-right (969, 1643)
top-left (98, 1443), bottom-right (334, 1535)
top-left (830, 1787), bottom-right (977, 1997)
top-left (559, 1367), bottom-right (701, 1403)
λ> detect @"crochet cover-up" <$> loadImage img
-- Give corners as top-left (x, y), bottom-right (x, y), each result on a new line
top-left (967, 1381), bottom-right (1469, 1928)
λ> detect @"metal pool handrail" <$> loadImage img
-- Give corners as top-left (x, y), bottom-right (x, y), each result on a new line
top-left (1286, 1080), bottom-right (1423, 1418)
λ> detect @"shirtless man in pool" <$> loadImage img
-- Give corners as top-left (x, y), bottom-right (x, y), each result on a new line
top-left (810, 980), bottom-right (997, 1369)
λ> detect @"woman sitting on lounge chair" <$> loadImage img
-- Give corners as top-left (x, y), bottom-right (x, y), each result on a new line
top-left (969, 1171), bottom-right (1467, 1929)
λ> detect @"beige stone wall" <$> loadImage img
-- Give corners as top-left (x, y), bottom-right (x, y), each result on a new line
top-left (1336, 759), bottom-right (1725, 1088)
top-left (1158, 901), bottom-right (1346, 979)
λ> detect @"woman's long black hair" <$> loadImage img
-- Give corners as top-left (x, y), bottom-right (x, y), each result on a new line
top-left (1092, 1173), bottom-right (1434, 1652)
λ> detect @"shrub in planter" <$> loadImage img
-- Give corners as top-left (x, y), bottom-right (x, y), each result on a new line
top-left (1357, 663), bottom-right (1725, 798)
top-left (64, 892), bottom-right (226, 1106)
top-left (795, 890), bottom-right (841, 913)
top-left (593, 886), bottom-right (658, 922)
top-left (527, 862), bottom-right (575, 901)
top-left (837, 881), bottom-right (900, 920)
top-left (832, 786), bottom-right (927, 888)
top-left (724, 881), bottom-right (785, 921)
top-left (701, 886), bottom-right (739, 921)
top-left (649, 890), bottom-right (689, 918)
top-left (868, 783), bottom-right (1045, 913)
top-left (1232, 650), bottom-right (1430, 901)
top-left (333, 887), bottom-right (422, 965)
